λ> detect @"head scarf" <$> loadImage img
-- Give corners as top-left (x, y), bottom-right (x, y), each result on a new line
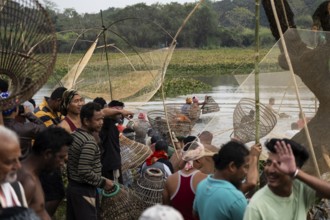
top-left (181, 140), bottom-right (216, 171)
top-left (61, 89), bottom-right (79, 116)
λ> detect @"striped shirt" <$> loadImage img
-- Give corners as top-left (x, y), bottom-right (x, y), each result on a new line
top-left (67, 129), bottom-right (105, 188)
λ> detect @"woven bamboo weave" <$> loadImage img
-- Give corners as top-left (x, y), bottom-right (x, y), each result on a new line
top-left (0, 0), bottom-right (56, 110)
top-left (147, 110), bottom-right (192, 143)
top-left (132, 168), bottom-right (165, 209)
top-left (120, 135), bottom-right (153, 173)
top-left (100, 184), bottom-right (144, 220)
top-left (233, 98), bottom-right (277, 143)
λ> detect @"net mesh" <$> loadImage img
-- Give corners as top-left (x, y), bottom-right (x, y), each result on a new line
top-left (0, 0), bottom-right (56, 110)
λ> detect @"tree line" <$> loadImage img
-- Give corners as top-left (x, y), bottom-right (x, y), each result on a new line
top-left (42, 0), bottom-right (325, 52)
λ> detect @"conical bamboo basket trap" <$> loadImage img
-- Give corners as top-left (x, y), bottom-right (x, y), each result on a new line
top-left (100, 183), bottom-right (144, 220)
top-left (120, 135), bottom-right (153, 172)
top-left (0, 0), bottom-right (56, 110)
top-left (233, 97), bottom-right (277, 143)
top-left (132, 168), bottom-right (165, 209)
top-left (201, 96), bottom-right (220, 114)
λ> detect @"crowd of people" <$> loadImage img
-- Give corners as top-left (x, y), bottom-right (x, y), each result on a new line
top-left (0, 77), bottom-right (330, 220)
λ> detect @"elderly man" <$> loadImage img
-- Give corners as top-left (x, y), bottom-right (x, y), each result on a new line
top-left (0, 126), bottom-right (27, 208)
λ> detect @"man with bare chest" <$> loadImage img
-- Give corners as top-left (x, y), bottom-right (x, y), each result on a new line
top-left (17, 127), bottom-right (73, 220)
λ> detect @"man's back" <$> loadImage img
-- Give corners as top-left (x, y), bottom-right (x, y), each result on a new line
top-left (34, 98), bottom-right (60, 127)
top-left (17, 166), bottom-right (50, 220)
top-left (244, 180), bottom-right (317, 220)
top-left (194, 175), bottom-right (247, 220)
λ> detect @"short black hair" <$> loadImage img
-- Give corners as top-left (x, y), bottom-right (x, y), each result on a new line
top-left (0, 79), bottom-right (9, 92)
top-left (32, 127), bottom-right (73, 155)
top-left (151, 135), bottom-right (161, 144)
top-left (50, 87), bottom-right (67, 100)
top-left (155, 140), bottom-right (168, 152)
top-left (93, 97), bottom-right (106, 108)
top-left (183, 136), bottom-right (198, 151)
top-left (123, 127), bottom-right (135, 134)
top-left (28, 98), bottom-right (36, 108)
top-left (80, 102), bottom-right (102, 124)
top-left (213, 141), bottom-right (249, 170)
top-left (265, 138), bottom-right (309, 168)
top-left (108, 100), bottom-right (124, 108)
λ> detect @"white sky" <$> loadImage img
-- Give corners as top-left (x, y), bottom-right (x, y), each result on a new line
top-left (50, 0), bottom-right (199, 14)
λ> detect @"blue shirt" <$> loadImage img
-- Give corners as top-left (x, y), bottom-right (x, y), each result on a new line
top-left (193, 175), bottom-right (247, 220)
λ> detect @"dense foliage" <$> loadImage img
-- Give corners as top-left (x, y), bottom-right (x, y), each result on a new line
top-left (43, 0), bottom-right (324, 52)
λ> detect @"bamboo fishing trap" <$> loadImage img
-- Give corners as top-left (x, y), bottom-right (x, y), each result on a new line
top-left (147, 110), bottom-right (193, 143)
top-left (0, 0), bottom-right (56, 110)
top-left (120, 135), bottom-right (153, 172)
top-left (233, 97), bottom-right (277, 143)
top-left (100, 183), bottom-right (144, 220)
top-left (132, 168), bottom-right (165, 209)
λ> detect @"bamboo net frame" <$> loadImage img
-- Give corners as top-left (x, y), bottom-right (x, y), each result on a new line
top-left (0, 0), bottom-right (56, 110)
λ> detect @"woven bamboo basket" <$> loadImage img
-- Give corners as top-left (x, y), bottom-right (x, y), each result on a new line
top-left (147, 110), bottom-right (192, 143)
top-left (201, 96), bottom-right (220, 114)
top-left (233, 98), bottom-right (277, 143)
top-left (0, 0), bottom-right (56, 111)
top-left (165, 103), bottom-right (201, 123)
top-left (100, 183), bottom-right (144, 220)
top-left (120, 135), bottom-right (153, 172)
top-left (132, 168), bottom-right (165, 209)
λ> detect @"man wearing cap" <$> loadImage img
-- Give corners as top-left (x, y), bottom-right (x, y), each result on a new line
top-left (193, 141), bottom-right (250, 220)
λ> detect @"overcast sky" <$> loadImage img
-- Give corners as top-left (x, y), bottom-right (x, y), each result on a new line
top-left (50, 0), bottom-right (199, 14)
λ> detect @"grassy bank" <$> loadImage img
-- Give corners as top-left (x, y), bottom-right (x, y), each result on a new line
top-left (53, 48), bottom-right (269, 97)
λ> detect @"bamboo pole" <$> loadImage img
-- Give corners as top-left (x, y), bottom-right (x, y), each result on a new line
top-left (270, 0), bottom-right (321, 177)
top-left (100, 10), bottom-right (113, 100)
top-left (160, 0), bottom-right (205, 159)
top-left (254, 0), bottom-right (261, 144)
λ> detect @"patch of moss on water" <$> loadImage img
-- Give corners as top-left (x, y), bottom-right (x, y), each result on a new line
top-left (154, 77), bottom-right (212, 98)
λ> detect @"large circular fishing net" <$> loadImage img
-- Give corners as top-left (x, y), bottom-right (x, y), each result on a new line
top-left (0, 0), bottom-right (56, 110)
top-left (233, 98), bottom-right (277, 143)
